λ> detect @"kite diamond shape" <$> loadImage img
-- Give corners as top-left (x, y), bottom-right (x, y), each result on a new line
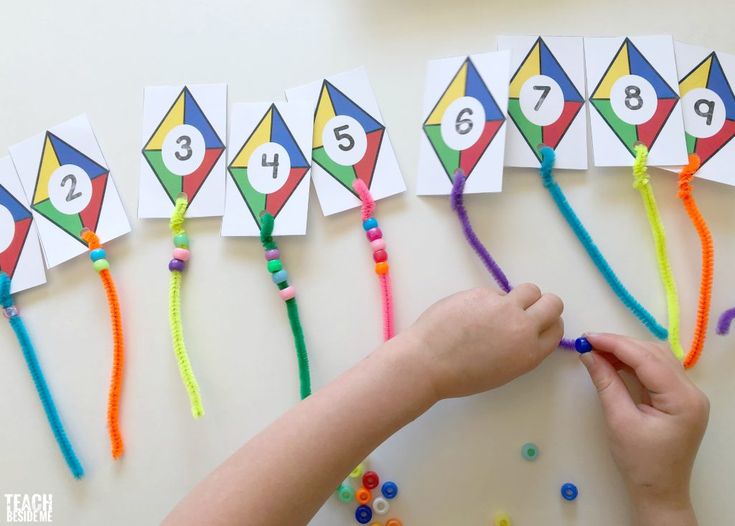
top-left (0, 184), bottom-right (32, 278)
top-left (423, 58), bottom-right (506, 181)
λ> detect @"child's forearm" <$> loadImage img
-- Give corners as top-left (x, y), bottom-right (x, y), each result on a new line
top-left (632, 496), bottom-right (698, 526)
top-left (163, 330), bottom-right (436, 526)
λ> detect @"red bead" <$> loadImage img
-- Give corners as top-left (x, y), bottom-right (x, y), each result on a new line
top-left (362, 470), bottom-right (379, 490)
top-left (366, 228), bottom-right (383, 242)
top-left (373, 249), bottom-right (388, 263)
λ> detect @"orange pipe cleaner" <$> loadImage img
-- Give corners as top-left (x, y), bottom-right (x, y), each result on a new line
top-left (677, 154), bottom-right (714, 369)
top-left (82, 230), bottom-right (125, 459)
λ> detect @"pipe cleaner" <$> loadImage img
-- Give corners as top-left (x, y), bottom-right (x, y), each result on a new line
top-left (0, 272), bottom-right (84, 478)
top-left (676, 154), bottom-right (714, 368)
top-left (81, 229), bottom-right (125, 459)
top-left (717, 308), bottom-right (735, 335)
top-left (353, 180), bottom-right (395, 342)
top-left (259, 212), bottom-right (311, 399)
top-left (537, 146), bottom-right (668, 341)
top-left (450, 170), bottom-right (575, 350)
top-left (169, 195), bottom-right (204, 418)
top-left (631, 144), bottom-right (683, 360)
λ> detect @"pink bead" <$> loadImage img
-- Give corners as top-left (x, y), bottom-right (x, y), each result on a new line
top-left (366, 228), bottom-right (383, 242)
top-left (173, 248), bottom-right (190, 261)
top-left (265, 249), bottom-right (280, 261)
top-left (279, 286), bottom-right (296, 301)
top-left (370, 238), bottom-right (386, 251)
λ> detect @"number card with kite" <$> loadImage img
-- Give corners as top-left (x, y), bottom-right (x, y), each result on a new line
top-left (416, 50), bottom-right (510, 195)
top-left (286, 67), bottom-right (405, 216)
top-left (139, 83), bottom-right (227, 217)
top-left (9, 115), bottom-right (131, 267)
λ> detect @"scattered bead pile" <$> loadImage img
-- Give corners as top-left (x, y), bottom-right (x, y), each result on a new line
top-left (336, 462), bottom-right (401, 525)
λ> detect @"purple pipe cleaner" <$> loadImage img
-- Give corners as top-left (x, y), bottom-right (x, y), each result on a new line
top-left (717, 308), bottom-right (735, 335)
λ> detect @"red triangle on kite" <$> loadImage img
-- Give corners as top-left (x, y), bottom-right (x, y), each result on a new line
top-left (79, 172), bottom-right (108, 234)
top-left (182, 147), bottom-right (225, 201)
top-left (695, 119), bottom-right (735, 165)
top-left (266, 166), bottom-right (310, 218)
top-left (353, 129), bottom-right (384, 189)
top-left (0, 217), bottom-right (31, 279)
top-left (459, 120), bottom-right (504, 176)
top-left (637, 98), bottom-right (677, 149)
top-left (543, 101), bottom-right (584, 150)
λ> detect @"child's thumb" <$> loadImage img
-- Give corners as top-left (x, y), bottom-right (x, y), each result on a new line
top-left (580, 352), bottom-right (636, 425)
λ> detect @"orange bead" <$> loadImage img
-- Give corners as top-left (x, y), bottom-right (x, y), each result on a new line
top-left (355, 487), bottom-right (372, 505)
top-left (375, 262), bottom-right (389, 275)
top-left (386, 519), bottom-right (403, 526)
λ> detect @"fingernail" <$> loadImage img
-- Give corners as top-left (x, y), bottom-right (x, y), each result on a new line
top-left (580, 352), bottom-right (595, 366)
top-left (574, 337), bottom-right (593, 353)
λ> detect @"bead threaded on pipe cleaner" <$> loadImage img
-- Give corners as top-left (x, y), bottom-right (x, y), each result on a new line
top-left (259, 212), bottom-right (312, 399)
top-left (450, 170), bottom-right (575, 350)
top-left (353, 179), bottom-right (395, 341)
top-left (81, 229), bottom-right (125, 459)
top-left (717, 308), bottom-right (735, 335)
top-left (169, 195), bottom-right (204, 418)
top-left (537, 146), bottom-right (668, 341)
top-left (0, 272), bottom-right (85, 478)
top-left (676, 154), bottom-right (714, 368)
top-left (632, 144), bottom-right (683, 360)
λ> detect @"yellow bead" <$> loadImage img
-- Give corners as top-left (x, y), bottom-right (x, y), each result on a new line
top-left (494, 511), bottom-right (511, 526)
top-left (350, 463), bottom-right (365, 479)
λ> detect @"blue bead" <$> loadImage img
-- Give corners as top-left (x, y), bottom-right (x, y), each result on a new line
top-left (381, 481), bottom-right (398, 500)
top-left (574, 337), bottom-right (593, 354)
top-left (561, 482), bottom-right (578, 501)
top-left (271, 270), bottom-right (288, 284)
top-left (89, 248), bottom-right (107, 262)
top-left (354, 505), bottom-right (372, 524)
top-left (362, 218), bottom-right (378, 231)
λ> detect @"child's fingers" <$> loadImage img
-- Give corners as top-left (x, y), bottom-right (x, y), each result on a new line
top-left (507, 283), bottom-right (542, 309)
top-left (537, 318), bottom-right (564, 353)
top-left (580, 351), bottom-right (638, 425)
top-left (526, 293), bottom-right (564, 331)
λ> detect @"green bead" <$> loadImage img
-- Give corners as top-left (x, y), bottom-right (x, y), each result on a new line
top-left (336, 484), bottom-right (354, 503)
top-left (93, 259), bottom-right (110, 272)
top-left (267, 259), bottom-right (282, 273)
top-left (174, 233), bottom-right (189, 248)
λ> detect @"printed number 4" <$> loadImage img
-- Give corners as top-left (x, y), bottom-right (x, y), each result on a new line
top-left (333, 125), bottom-right (355, 151)
top-left (533, 85), bottom-right (551, 111)
top-left (262, 153), bottom-right (280, 179)
top-left (175, 135), bottom-right (193, 161)
top-left (61, 174), bottom-right (82, 202)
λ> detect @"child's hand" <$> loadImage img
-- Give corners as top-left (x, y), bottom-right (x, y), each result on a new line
top-left (580, 334), bottom-right (709, 525)
top-left (407, 283), bottom-right (564, 400)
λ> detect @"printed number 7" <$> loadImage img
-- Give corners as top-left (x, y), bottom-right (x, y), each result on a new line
top-left (533, 85), bottom-right (551, 111)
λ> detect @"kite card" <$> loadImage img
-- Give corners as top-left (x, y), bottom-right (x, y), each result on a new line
top-left (286, 67), bottom-right (405, 216)
top-left (222, 102), bottom-right (313, 236)
top-left (10, 115), bottom-right (130, 268)
top-left (673, 42), bottom-right (735, 185)
top-left (139, 83), bottom-right (227, 218)
top-left (0, 157), bottom-right (46, 293)
top-left (416, 51), bottom-right (510, 195)
top-left (498, 35), bottom-right (588, 169)
top-left (585, 36), bottom-right (687, 167)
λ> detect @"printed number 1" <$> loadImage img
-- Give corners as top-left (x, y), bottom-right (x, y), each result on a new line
top-left (262, 153), bottom-right (280, 179)
top-left (533, 85), bottom-right (551, 111)
top-left (61, 174), bottom-right (82, 202)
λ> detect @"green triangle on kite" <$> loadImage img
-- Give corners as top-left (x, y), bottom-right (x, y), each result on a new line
top-left (423, 124), bottom-right (460, 178)
top-left (685, 133), bottom-right (697, 155)
top-left (590, 99), bottom-right (638, 155)
top-left (312, 146), bottom-right (357, 190)
top-left (33, 198), bottom-right (84, 241)
top-left (507, 99), bottom-right (543, 161)
top-left (228, 166), bottom-right (267, 227)
top-left (142, 150), bottom-right (182, 202)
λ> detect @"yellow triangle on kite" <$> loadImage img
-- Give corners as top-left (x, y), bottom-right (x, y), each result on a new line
top-left (231, 107), bottom-right (273, 168)
top-left (680, 55), bottom-right (712, 96)
top-left (144, 90), bottom-right (186, 150)
top-left (510, 41), bottom-right (542, 98)
top-left (313, 83), bottom-right (336, 149)
top-left (34, 134), bottom-right (60, 204)
top-left (425, 60), bottom-right (469, 126)
top-left (592, 41), bottom-right (631, 99)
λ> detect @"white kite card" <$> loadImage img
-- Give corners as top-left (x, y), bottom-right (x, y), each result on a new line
top-left (584, 35), bottom-right (687, 167)
top-left (286, 67), bottom-right (405, 216)
top-left (10, 115), bottom-right (131, 268)
top-left (222, 101), bottom-right (313, 237)
top-left (0, 157), bottom-right (46, 293)
top-left (674, 42), bottom-right (735, 186)
top-left (416, 50), bottom-right (510, 195)
top-left (139, 83), bottom-right (227, 218)
top-left (498, 35), bottom-right (588, 169)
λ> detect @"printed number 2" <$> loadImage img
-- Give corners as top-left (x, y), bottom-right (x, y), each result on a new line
top-left (333, 125), bottom-right (355, 151)
top-left (175, 135), bottom-right (193, 161)
top-left (455, 108), bottom-right (474, 135)
top-left (262, 153), bottom-right (280, 179)
top-left (624, 86), bottom-right (643, 110)
top-left (533, 85), bottom-right (551, 111)
top-left (61, 174), bottom-right (82, 202)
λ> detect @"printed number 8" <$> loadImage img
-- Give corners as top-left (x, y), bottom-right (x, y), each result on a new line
top-left (624, 85), bottom-right (643, 111)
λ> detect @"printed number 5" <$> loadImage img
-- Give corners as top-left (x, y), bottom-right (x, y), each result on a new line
top-left (175, 135), bottom-right (193, 161)
top-left (61, 174), bottom-right (82, 202)
top-left (333, 125), bottom-right (355, 152)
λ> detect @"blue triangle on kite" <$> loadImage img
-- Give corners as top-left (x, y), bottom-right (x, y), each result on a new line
top-left (707, 54), bottom-right (735, 120)
top-left (325, 82), bottom-right (384, 134)
top-left (465, 59), bottom-right (505, 121)
top-left (183, 88), bottom-right (224, 150)
top-left (270, 105), bottom-right (309, 168)
top-left (0, 185), bottom-right (31, 222)
top-left (539, 40), bottom-right (584, 102)
top-left (627, 40), bottom-right (677, 99)
top-left (49, 133), bottom-right (107, 179)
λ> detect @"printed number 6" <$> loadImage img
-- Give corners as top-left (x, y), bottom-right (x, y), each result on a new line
top-left (455, 108), bottom-right (474, 135)
top-left (175, 135), bottom-right (193, 161)
top-left (61, 174), bottom-right (82, 202)
top-left (333, 125), bottom-right (355, 152)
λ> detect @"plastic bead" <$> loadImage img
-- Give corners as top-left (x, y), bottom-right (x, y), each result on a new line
top-left (173, 248), bottom-right (190, 261)
top-left (337, 484), bottom-right (354, 503)
top-left (355, 487), bottom-right (371, 505)
top-left (370, 238), bottom-right (386, 252)
top-left (375, 262), bottom-right (389, 275)
top-left (575, 337), bottom-right (593, 353)
top-left (265, 249), bottom-right (280, 261)
top-left (169, 259), bottom-right (185, 272)
top-left (174, 233), bottom-right (189, 248)
top-left (494, 511), bottom-right (512, 526)
top-left (372, 497), bottom-right (390, 515)
top-left (362, 470), bottom-right (379, 490)
top-left (271, 270), bottom-right (288, 284)
top-left (369, 523), bottom-right (382, 526)
top-left (355, 505), bottom-right (373, 524)
top-left (93, 259), bottom-right (110, 272)
top-left (372, 249), bottom-right (388, 263)
top-left (521, 442), bottom-right (539, 461)
top-left (3, 306), bottom-right (19, 319)
top-left (350, 463), bottom-right (365, 479)
top-left (267, 259), bottom-right (283, 273)
top-left (385, 519), bottom-right (403, 526)
top-left (89, 248), bottom-right (106, 262)
top-left (366, 227), bottom-right (383, 242)
top-left (362, 218), bottom-right (378, 231)
top-left (561, 482), bottom-right (578, 501)
top-left (279, 286), bottom-right (296, 301)
top-left (381, 481), bottom-right (398, 500)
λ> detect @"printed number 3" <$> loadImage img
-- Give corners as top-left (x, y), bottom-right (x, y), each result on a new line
top-left (333, 125), bottom-right (355, 152)
top-left (262, 153), bottom-right (280, 179)
top-left (175, 135), bottom-right (193, 161)
top-left (455, 108), bottom-right (474, 135)
top-left (624, 85), bottom-right (643, 110)
top-left (61, 174), bottom-right (82, 202)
